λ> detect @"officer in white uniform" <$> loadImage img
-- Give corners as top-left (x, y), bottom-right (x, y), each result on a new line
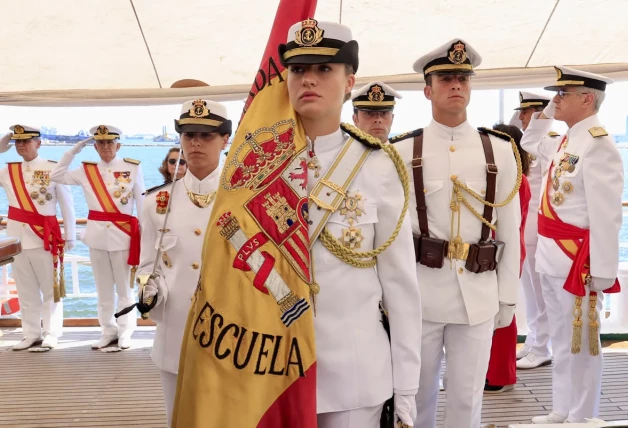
top-left (279, 20), bottom-right (422, 427)
top-left (0, 125), bottom-right (76, 350)
top-left (351, 81), bottom-right (402, 144)
top-left (521, 67), bottom-right (622, 424)
top-left (391, 39), bottom-right (521, 428)
top-left (512, 92), bottom-right (558, 370)
top-left (50, 125), bottom-right (145, 350)
top-left (137, 99), bottom-right (230, 427)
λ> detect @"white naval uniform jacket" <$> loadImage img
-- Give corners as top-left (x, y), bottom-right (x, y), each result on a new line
top-left (0, 157), bottom-right (76, 248)
top-left (394, 120), bottom-right (521, 326)
top-left (50, 154), bottom-right (145, 251)
top-left (138, 169), bottom-right (220, 374)
top-left (308, 129), bottom-right (422, 413)
top-left (520, 115), bottom-right (623, 280)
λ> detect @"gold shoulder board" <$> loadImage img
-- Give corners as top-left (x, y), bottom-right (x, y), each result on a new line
top-left (548, 131), bottom-right (560, 137)
top-left (588, 127), bottom-right (608, 138)
top-left (124, 157), bottom-right (141, 165)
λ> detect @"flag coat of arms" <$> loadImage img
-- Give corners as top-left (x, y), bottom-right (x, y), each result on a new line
top-left (172, 1), bottom-right (318, 427)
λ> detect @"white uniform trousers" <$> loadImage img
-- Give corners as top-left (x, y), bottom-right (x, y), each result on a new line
top-left (521, 245), bottom-right (552, 357)
top-left (540, 273), bottom-right (603, 422)
top-left (89, 248), bottom-right (136, 339)
top-left (317, 403), bottom-right (384, 428)
top-left (415, 318), bottom-right (494, 428)
top-left (12, 248), bottom-right (63, 340)
top-left (160, 370), bottom-right (177, 428)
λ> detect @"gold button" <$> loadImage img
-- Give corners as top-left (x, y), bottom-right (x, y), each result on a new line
top-left (423, 188), bottom-right (427, 194)
top-left (192, 262), bottom-right (199, 270)
top-left (449, 145), bottom-right (456, 152)
top-left (194, 229), bottom-right (202, 236)
top-left (106, 224), bottom-right (111, 228)
top-left (450, 174), bottom-right (457, 180)
top-left (108, 169), bottom-right (111, 172)
top-left (481, 190), bottom-right (486, 195)
top-left (22, 224), bottom-right (26, 227)
top-left (458, 267), bottom-right (463, 274)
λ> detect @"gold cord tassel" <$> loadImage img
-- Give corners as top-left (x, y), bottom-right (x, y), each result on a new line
top-left (53, 254), bottom-right (61, 303)
top-left (130, 266), bottom-right (137, 289)
top-left (588, 293), bottom-right (600, 356)
top-left (59, 246), bottom-right (67, 298)
top-left (571, 296), bottom-right (583, 354)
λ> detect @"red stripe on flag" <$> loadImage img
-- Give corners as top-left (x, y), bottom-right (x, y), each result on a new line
top-left (242, 0), bottom-right (318, 119)
top-left (284, 238), bottom-right (309, 281)
top-left (257, 363), bottom-right (317, 428)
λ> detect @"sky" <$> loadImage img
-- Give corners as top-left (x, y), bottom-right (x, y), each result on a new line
top-left (0, 82), bottom-right (627, 137)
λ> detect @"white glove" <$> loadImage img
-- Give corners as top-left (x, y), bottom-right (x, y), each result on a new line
top-left (542, 100), bottom-right (556, 119)
top-left (0, 133), bottom-right (12, 153)
top-left (494, 303), bottom-right (516, 330)
top-left (138, 275), bottom-right (167, 306)
top-left (64, 240), bottom-right (75, 252)
top-left (507, 111), bottom-right (523, 130)
top-left (394, 394), bottom-right (416, 427)
top-left (68, 137), bottom-right (93, 155)
top-left (590, 277), bottom-right (615, 293)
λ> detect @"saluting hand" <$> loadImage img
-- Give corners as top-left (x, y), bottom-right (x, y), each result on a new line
top-left (0, 133), bottom-right (12, 153)
top-left (68, 136), bottom-right (94, 155)
top-left (539, 100), bottom-right (556, 120)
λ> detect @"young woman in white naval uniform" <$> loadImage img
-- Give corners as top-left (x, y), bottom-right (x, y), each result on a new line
top-left (136, 100), bottom-right (231, 427)
top-left (278, 19), bottom-right (422, 428)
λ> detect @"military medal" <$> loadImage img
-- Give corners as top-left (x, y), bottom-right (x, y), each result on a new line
top-left (307, 140), bottom-right (321, 178)
top-left (120, 197), bottom-right (129, 205)
top-left (552, 192), bottom-right (565, 206)
top-left (562, 181), bottom-right (573, 194)
top-left (156, 191), bottom-right (169, 215)
top-left (339, 191), bottom-right (366, 222)
top-left (113, 190), bottom-right (122, 198)
top-left (45, 193), bottom-right (53, 201)
top-left (552, 178), bottom-right (560, 191)
top-left (38, 199), bottom-right (45, 205)
top-left (341, 219), bottom-right (364, 249)
top-left (30, 191), bottom-right (39, 199)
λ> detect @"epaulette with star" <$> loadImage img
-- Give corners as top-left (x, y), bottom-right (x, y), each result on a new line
top-left (143, 181), bottom-right (171, 196)
top-left (82, 160), bottom-right (98, 165)
top-left (548, 131), bottom-right (560, 137)
top-left (588, 126), bottom-right (608, 138)
top-left (340, 122), bottom-right (382, 150)
top-left (478, 127), bottom-right (513, 142)
top-left (124, 157), bottom-right (141, 165)
top-left (389, 128), bottom-right (423, 144)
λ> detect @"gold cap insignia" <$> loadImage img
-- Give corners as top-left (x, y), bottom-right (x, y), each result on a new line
top-left (555, 66), bottom-right (563, 81)
top-left (295, 18), bottom-right (324, 47)
top-left (448, 41), bottom-right (467, 65)
top-left (96, 125), bottom-right (110, 136)
top-left (368, 85), bottom-right (385, 102)
top-left (14, 125), bottom-right (25, 134)
top-left (189, 99), bottom-right (210, 118)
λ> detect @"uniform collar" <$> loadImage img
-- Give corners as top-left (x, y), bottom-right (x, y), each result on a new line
top-left (99, 156), bottom-right (119, 167)
top-left (307, 128), bottom-right (345, 154)
top-left (567, 114), bottom-right (600, 137)
top-left (22, 156), bottom-right (42, 167)
top-left (184, 167), bottom-right (220, 194)
top-left (428, 119), bottom-right (475, 141)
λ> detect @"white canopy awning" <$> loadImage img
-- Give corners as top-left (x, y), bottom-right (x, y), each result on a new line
top-left (0, 0), bottom-right (626, 106)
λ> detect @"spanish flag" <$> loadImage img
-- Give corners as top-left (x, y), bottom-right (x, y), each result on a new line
top-left (172, 1), bottom-right (317, 427)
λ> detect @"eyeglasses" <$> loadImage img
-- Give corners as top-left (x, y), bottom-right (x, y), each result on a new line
top-left (168, 158), bottom-right (187, 166)
top-left (557, 90), bottom-right (586, 99)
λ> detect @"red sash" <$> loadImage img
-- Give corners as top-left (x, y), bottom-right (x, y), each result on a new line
top-left (7, 163), bottom-right (66, 300)
top-left (83, 163), bottom-right (140, 266)
top-left (87, 210), bottom-right (140, 266)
